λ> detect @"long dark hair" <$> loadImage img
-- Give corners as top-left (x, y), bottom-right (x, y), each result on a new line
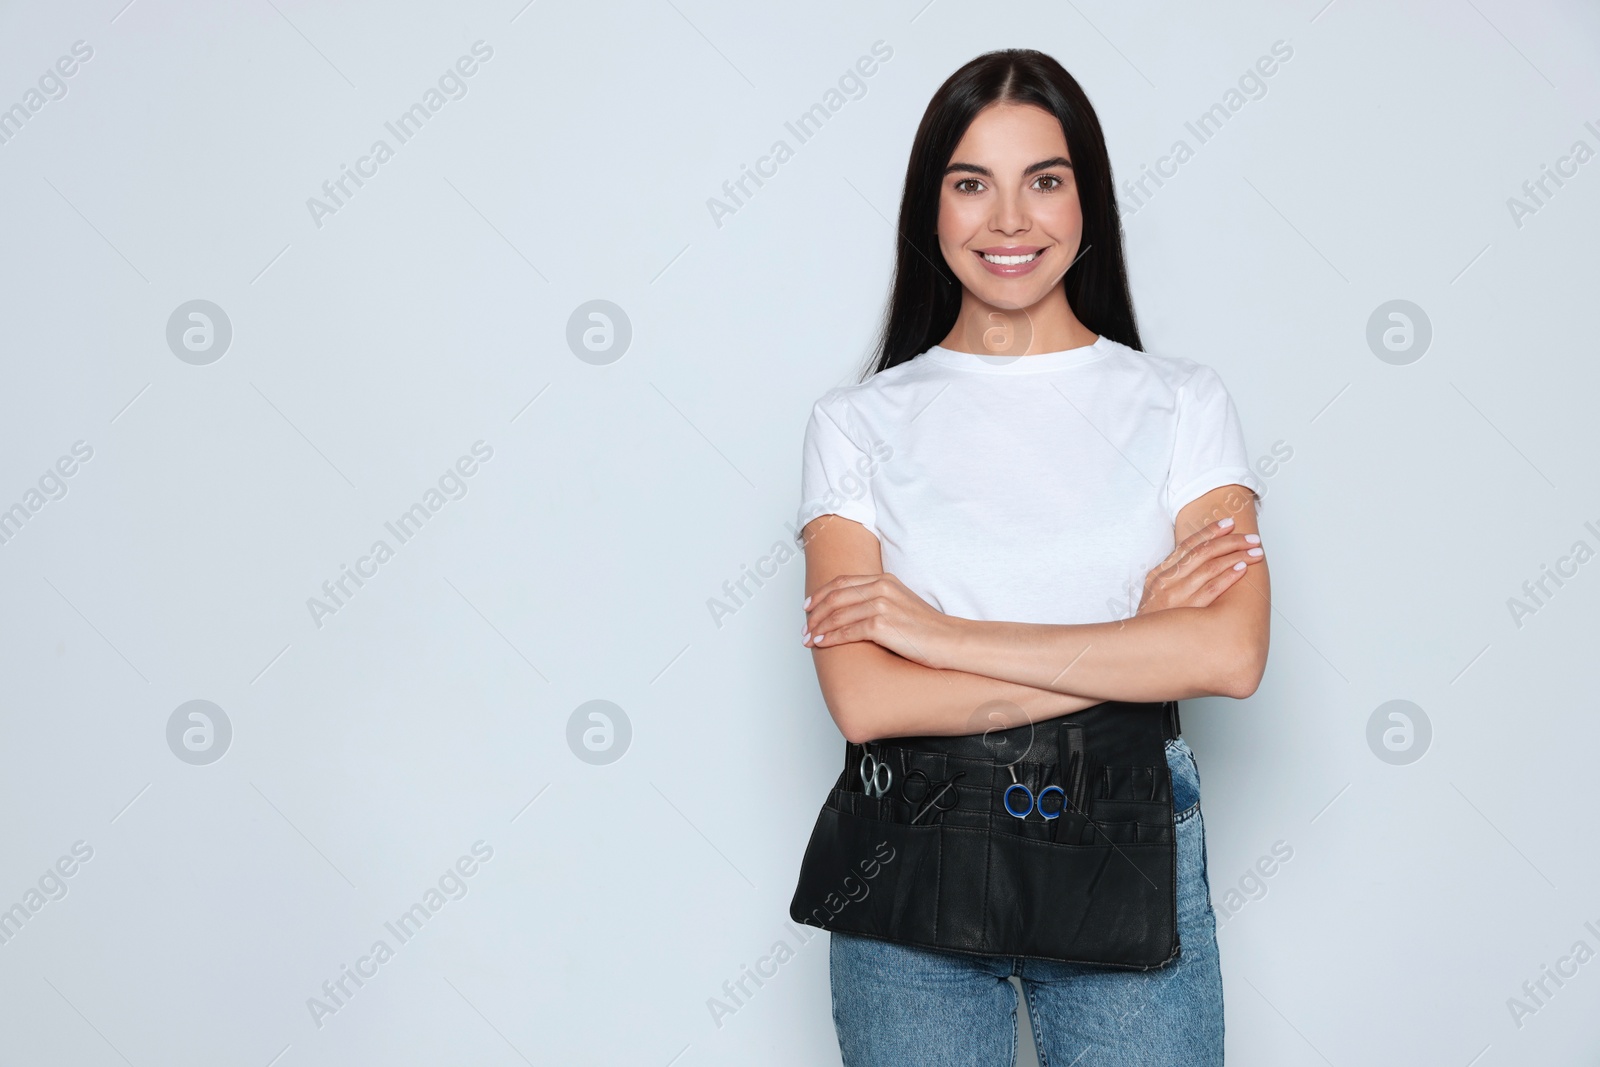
top-left (862, 49), bottom-right (1141, 379)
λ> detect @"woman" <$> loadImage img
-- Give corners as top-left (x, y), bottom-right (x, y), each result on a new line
top-left (793, 49), bottom-right (1271, 1065)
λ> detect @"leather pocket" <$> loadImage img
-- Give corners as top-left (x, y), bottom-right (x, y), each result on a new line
top-left (791, 806), bottom-right (940, 939)
top-left (981, 831), bottom-right (1177, 967)
top-left (791, 804), bottom-right (1179, 968)
top-left (1081, 819), bottom-right (1140, 845)
top-left (1100, 764), bottom-right (1168, 802)
top-left (828, 784), bottom-right (909, 825)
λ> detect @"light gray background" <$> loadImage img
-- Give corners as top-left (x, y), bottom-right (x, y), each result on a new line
top-left (2, 1), bottom-right (1598, 1064)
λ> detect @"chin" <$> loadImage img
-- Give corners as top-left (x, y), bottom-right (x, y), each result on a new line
top-left (967, 281), bottom-right (1051, 310)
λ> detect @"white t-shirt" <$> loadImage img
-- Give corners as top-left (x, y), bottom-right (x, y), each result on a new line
top-left (794, 334), bottom-right (1266, 625)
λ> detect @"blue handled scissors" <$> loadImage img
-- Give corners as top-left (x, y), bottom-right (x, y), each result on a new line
top-left (1002, 764), bottom-right (1066, 820)
top-left (860, 747), bottom-right (892, 798)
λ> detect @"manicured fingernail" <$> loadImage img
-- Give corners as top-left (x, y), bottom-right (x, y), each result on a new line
top-left (803, 596), bottom-right (812, 609)
top-left (1219, 517), bottom-right (1234, 528)
top-left (1248, 547), bottom-right (1263, 557)
top-left (802, 630), bottom-right (811, 644)
top-left (1244, 534), bottom-right (1260, 544)
top-left (1233, 561), bottom-right (1246, 570)
top-left (815, 633), bottom-right (826, 644)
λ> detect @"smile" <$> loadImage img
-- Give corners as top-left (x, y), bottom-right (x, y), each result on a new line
top-left (973, 247), bottom-right (1048, 277)
top-left (979, 251), bottom-right (1041, 265)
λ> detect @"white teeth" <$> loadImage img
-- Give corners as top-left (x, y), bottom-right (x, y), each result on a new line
top-left (981, 251), bottom-right (1040, 265)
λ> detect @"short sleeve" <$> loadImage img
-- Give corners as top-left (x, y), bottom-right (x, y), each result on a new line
top-left (1162, 365), bottom-right (1267, 524)
top-left (794, 393), bottom-right (882, 544)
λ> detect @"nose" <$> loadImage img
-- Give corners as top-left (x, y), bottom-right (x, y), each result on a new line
top-left (991, 187), bottom-right (1028, 236)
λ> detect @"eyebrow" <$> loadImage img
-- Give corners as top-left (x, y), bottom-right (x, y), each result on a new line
top-left (944, 156), bottom-right (1073, 179)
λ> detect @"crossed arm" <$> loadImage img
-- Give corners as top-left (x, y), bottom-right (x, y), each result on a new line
top-left (800, 483), bottom-right (1271, 744)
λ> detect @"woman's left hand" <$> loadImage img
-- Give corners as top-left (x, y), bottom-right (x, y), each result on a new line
top-left (802, 573), bottom-right (961, 669)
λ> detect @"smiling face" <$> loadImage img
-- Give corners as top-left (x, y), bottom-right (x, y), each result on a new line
top-left (935, 101), bottom-right (1088, 351)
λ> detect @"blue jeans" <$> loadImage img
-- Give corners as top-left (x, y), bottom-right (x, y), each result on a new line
top-left (829, 737), bottom-right (1224, 1066)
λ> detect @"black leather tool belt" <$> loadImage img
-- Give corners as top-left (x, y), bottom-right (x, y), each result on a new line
top-left (789, 700), bottom-right (1183, 969)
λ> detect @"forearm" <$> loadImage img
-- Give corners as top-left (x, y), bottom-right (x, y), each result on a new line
top-left (819, 644), bottom-right (1100, 744)
top-left (939, 604), bottom-right (1256, 703)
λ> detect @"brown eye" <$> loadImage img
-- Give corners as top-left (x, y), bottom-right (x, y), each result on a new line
top-left (1036, 175), bottom-right (1063, 191)
top-left (955, 178), bottom-right (982, 194)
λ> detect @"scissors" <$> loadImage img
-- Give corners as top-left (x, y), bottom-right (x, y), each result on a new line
top-left (901, 768), bottom-right (965, 824)
top-left (1002, 764), bottom-right (1066, 820)
top-left (859, 746), bottom-right (892, 798)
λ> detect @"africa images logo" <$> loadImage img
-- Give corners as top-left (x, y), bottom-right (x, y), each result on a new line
top-left (304, 41), bottom-right (494, 229)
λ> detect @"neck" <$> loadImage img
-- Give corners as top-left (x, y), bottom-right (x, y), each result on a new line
top-left (938, 287), bottom-right (1096, 356)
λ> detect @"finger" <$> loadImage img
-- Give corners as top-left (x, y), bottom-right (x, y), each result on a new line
top-left (1189, 547), bottom-right (1265, 589)
top-left (808, 597), bottom-right (890, 644)
top-left (804, 598), bottom-right (863, 643)
top-left (1149, 521), bottom-right (1224, 576)
top-left (805, 577), bottom-right (889, 627)
top-left (1150, 522), bottom-right (1235, 582)
top-left (1193, 561), bottom-right (1249, 606)
top-left (1152, 546), bottom-right (1253, 607)
top-left (1159, 531), bottom-right (1259, 584)
top-left (806, 623), bottom-right (870, 649)
top-left (809, 606), bottom-right (889, 647)
top-left (1173, 515), bottom-right (1238, 558)
top-left (1194, 544), bottom-right (1270, 596)
top-left (1214, 543), bottom-right (1265, 568)
top-left (1172, 532), bottom-right (1251, 570)
top-left (1151, 524), bottom-right (1218, 575)
top-left (808, 573), bottom-right (884, 605)
top-left (804, 576), bottom-right (881, 625)
top-left (1182, 539), bottom-right (1264, 576)
top-left (810, 599), bottom-right (934, 663)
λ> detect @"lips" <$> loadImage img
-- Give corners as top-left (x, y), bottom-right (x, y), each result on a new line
top-left (974, 246), bottom-right (1047, 276)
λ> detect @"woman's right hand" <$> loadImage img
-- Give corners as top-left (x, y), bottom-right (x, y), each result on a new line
top-left (1136, 517), bottom-right (1264, 614)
